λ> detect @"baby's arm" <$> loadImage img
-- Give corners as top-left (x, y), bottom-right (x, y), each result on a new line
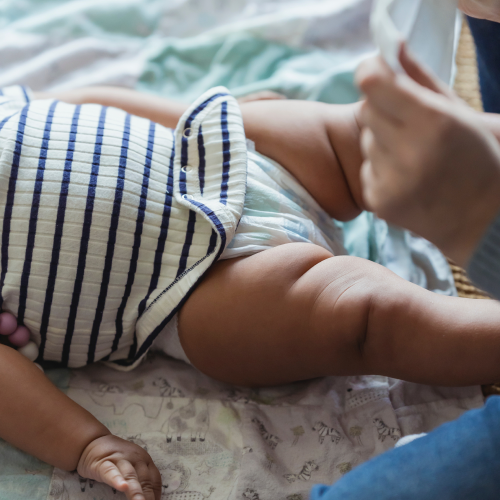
top-left (34, 87), bottom-right (364, 222)
top-left (0, 333), bottom-right (160, 500)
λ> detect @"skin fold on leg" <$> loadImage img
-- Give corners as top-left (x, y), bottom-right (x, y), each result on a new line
top-left (178, 243), bottom-right (500, 387)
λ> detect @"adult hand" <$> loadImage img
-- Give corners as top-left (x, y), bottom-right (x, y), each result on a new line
top-left (356, 44), bottom-right (500, 266)
top-left (458, 0), bottom-right (500, 23)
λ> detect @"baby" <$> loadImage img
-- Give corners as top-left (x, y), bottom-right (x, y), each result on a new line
top-left (1, 84), bottom-right (500, 500)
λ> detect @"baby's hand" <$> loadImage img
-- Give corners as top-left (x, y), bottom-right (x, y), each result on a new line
top-left (77, 434), bottom-right (162, 500)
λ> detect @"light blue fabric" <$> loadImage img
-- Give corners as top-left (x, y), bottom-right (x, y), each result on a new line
top-left (138, 32), bottom-right (360, 104)
top-left (0, 0), bottom-right (362, 104)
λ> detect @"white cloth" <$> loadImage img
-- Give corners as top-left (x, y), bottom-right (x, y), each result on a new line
top-left (371, 0), bottom-right (460, 84)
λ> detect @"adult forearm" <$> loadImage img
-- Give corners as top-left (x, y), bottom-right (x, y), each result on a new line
top-left (0, 345), bottom-right (109, 471)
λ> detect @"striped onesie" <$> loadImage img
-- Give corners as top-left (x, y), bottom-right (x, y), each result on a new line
top-left (0, 85), bottom-right (247, 369)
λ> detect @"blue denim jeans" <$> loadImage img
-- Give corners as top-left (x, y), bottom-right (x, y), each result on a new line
top-left (467, 17), bottom-right (500, 113)
top-left (310, 396), bottom-right (500, 500)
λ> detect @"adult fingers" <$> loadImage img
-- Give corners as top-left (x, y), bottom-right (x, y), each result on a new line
top-left (359, 130), bottom-right (400, 216)
top-left (360, 156), bottom-right (400, 221)
top-left (359, 158), bottom-right (380, 212)
top-left (356, 55), bottom-right (437, 124)
top-left (359, 102), bottom-right (402, 151)
top-left (360, 127), bottom-right (389, 163)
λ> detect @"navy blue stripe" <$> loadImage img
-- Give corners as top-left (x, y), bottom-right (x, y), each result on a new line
top-left (180, 93), bottom-right (229, 193)
top-left (179, 92), bottom-right (228, 194)
top-left (38, 105), bottom-right (81, 361)
top-left (142, 199), bottom-right (226, 318)
top-left (220, 101), bottom-right (230, 205)
top-left (184, 93), bottom-right (229, 131)
top-left (86, 113), bottom-right (131, 365)
top-left (21, 86), bottom-right (30, 103)
top-left (176, 210), bottom-right (196, 278)
top-left (137, 129), bottom-right (175, 317)
top-left (197, 125), bottom-right (206, 194)
top-left (0, 105), bottom-right (29, 310)
top-left (62, 106), bottom-right (107, 366)
top-left (187, 197), bottom-right (227, 259)
top-left (0, 113), bottom-right (16, 133)
top-left (17, 101), bottom-right (58, 325)
top-left (127, 335), bottom-right (138, 360)
top-left (207, 229), bottom-right (217, 255)
top-left (110, 120), bottom-right (155, 357)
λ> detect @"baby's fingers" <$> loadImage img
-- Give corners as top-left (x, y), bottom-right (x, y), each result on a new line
top-left (96, 460), bottom-right (129, 492)
top-left (115, 460), bottom-right (160, 500)
top-left (115, 460), bottom-right (149, 500)
top-left (97, 460), bottom-right (145, 500)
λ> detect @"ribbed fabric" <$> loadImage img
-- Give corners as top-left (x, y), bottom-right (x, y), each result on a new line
top-left (467, 211), bottom-right (500, 300)
top-left (0, 85), bottom-right (247, 370)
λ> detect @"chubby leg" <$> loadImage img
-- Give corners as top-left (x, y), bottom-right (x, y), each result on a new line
top-left (179, 243), bottom-right (500, 387)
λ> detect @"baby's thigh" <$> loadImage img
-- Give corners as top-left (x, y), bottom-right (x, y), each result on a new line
top-left (178, 243), bottom-right (381, 386)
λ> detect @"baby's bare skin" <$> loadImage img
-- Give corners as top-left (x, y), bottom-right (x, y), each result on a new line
top-left (1, 87), bottom-right (500, 497)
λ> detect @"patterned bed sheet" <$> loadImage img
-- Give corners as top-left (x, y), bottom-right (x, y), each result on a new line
top-left (45, 353), bottom-right (481, 500)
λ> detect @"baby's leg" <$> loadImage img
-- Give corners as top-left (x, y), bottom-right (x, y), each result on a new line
top-left (179, 243), bottom-right (500, 387)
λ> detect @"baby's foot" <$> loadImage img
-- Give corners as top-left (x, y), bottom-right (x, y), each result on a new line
top-left (0, 312), bottom-right (30, 347)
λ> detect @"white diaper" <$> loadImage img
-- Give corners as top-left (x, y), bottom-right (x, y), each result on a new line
top-left (153, 141), bottom-right (346, 363)
top-left (221, 141), bottom-right (347, 260)
top-left (152, 314), bottom-right (192, 364)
